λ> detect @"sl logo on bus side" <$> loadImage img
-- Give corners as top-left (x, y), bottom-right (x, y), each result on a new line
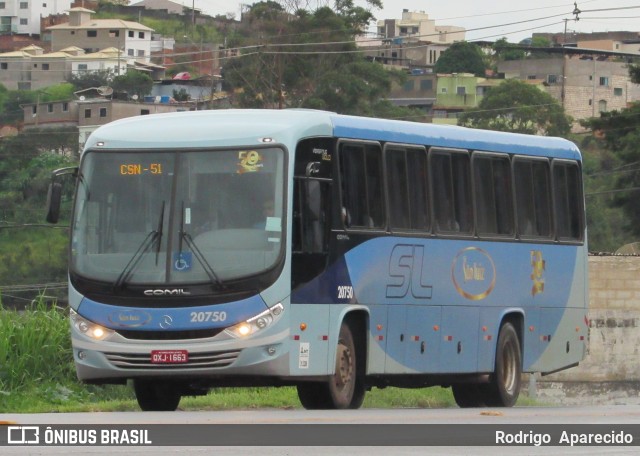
top-left (386, 244), bottom-right (433, 299)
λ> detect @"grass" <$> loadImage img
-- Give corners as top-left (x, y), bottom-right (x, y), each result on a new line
top-left (1, 383), bottom-right (457, 413)
top-left (2, 298), bottom-right (539, 413)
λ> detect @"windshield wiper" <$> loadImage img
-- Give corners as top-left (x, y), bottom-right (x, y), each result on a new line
top-left (179, 201), bottom-right (224, 290)
top-left (113, 202), bottom-right (165, 291)
top-left (155, 201), bottom-right (165, 265)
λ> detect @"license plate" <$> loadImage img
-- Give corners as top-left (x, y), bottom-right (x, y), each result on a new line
top-left (151, 350), bottom-right (188, 364)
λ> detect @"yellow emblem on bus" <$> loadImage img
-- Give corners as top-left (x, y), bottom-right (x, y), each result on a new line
top-left (237, 150), bottom-right (263, 174)
top-left (531, 250), bottom-right (545, 296)
top-left (451, 247), bottom-right (496, 301)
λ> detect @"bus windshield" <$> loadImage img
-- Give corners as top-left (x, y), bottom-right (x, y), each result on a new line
top-left (71, 148), bottom-right (285, 286)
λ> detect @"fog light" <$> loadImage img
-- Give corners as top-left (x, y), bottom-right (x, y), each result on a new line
top-left (77, 350), bottom-right (86, 360)
top-left (267, 346), bottom-right (276, 355)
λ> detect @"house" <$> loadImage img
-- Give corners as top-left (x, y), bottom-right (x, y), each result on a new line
top-left (130, 0), bottom-right (199, 16)
top-left (432, 73), bottom-right (489, 124)
top-left (387, 70), bottom-right (437, 115)
top-left (358, 10), bottom-right (465, 70)
top-left (0, 44), bottom-right (40, 90)
top-left (22, 97), bottom-right (192, 149)
top-left (0, 44), bottom-right (129, 90)
top-left (71, 47), bottom-right (127, 78)
top-left (0, 0), bottom-right (73, 37)
top-left (498, 52), bottom-right (640, 129)
top-left (534, 31), bottom-right (640, 53)
top-left (47, 8), bottom-right (153, 64)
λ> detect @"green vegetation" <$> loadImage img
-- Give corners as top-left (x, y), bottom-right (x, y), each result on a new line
top-left (458, 79), bottom-right (572, 136)
top-left (581, 102), bottom-right (640, 242)
top-left (221, 1), bottom-right (420, 119)
top-left (434, 42), bottom-right (487, 77)
top-left (0, 129), bottom-right (77, 293)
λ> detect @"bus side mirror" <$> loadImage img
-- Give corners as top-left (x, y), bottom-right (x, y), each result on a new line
top-left (46, 181), bottom-right (62, 224)
top-left (45, 166), bottom-right (78, 224)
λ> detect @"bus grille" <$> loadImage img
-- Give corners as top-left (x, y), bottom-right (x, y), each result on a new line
top-left (115, 328), bottom-right (225, 341)
top-left (104, 350), bottom-right (241, 370)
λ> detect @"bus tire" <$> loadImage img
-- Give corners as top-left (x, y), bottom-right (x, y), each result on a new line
top-left (133, 379), bottom-right (182, 411)
top-left (296, 322), bottom-right (365, 409)
top-left (482, 322), bottom-right (522, 407)
top-left (452, 383), bottom-right (485, 408)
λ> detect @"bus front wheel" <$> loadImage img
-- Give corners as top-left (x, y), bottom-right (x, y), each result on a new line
top-left (297, 322), bottom-right (365, 409)
top-left (133, 379), bottom-right (182, 411)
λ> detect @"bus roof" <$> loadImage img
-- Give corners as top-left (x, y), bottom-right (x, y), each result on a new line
top-left (86, 109), bottom-right (581, 161)
top-left (330, 113), bottom-right (582, 160)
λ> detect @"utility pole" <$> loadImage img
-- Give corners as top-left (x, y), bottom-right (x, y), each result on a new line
top-left (560, 4), bottom-right (581, 108)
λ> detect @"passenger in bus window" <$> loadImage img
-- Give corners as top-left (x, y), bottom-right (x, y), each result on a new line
top-left (254, 199), bottom-right (274, 229)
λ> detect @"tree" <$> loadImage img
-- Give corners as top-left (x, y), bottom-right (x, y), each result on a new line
top-left (492, 38), bottom-right (525, 61)
top-left (0, 90), bottom-right (37, 125)
top-left (111, 70), bottom-right (153, 98)
top-left (528, 36), bottom-right (553, 59)
top-left (222, 3), bottom-right (418, 119)
top-left (433, 42), bottom-right (487, 76)
top-left (458, 79), bottom-right (571, 136)
top-left (172, 88), bottom-right (190, 102)
top-left (68, 69), bottom-right (113, 91)
top-left (582, 103), bottom-right (640, 239)
top-left (40, 83), bottom-right (75, 102)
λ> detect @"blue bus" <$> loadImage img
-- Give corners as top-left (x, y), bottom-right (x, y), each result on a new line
top-left (46, 109), bottom-right (588, 411)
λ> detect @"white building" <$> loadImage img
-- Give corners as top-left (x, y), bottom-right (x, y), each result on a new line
top-left (377, 10), bottom-right (465, 44)
top-left (0, 0), bottom-right (73, 36)
top-left (359, 9), bottom-right (465, 69)
top-left (47, 8), bottom-right (153, 65)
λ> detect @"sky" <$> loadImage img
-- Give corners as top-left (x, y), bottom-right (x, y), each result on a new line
top-left (159, 0), bottom-right (640, 43)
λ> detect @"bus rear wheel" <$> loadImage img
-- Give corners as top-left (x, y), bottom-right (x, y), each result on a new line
top-left (482, 322), bottom-right (522, 407)
top-left (452, 383), bottom-right (485, 408)
top-left (297, 322), bottom-right (365, 409)
top-left (133, 379), bottom-right (182, 411)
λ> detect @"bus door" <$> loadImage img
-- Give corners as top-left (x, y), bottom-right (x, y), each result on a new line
top-left (291, 138), bottom-right (333, 291)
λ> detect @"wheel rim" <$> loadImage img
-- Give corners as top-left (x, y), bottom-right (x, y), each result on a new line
top-left (334, 341), bottom-right (354, 393)
top-left (501, 339), bottom-right (518, 395)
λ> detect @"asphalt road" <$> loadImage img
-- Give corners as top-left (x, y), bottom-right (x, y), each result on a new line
top-left (2, 406), bottom-right (639, 455)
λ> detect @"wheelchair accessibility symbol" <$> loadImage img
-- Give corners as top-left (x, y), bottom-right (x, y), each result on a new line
top-left (173, 252), bottom-right (192, 272)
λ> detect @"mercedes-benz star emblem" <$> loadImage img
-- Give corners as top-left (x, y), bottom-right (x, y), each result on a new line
top-left (159, 315), bottom-right (173, 329)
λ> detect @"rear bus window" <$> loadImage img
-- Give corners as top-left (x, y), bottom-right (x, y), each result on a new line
top-left (553, 160), bottom-right (584, 241)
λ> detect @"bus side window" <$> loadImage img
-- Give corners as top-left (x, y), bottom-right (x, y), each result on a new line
top-left (339, 142), bottom-right (385, 229)
top-left (386, 145), bottom-right (429, 232)
top-left (473, 153), bottom-right (514, 237)
top-left (514, 157), bottom-right (552, 239)
top-left (430, 149), bottom-right (473, 234)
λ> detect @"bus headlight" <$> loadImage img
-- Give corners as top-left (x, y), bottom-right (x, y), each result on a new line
top-left (70, 308), bottom-right (114, 341)
top-left (224, 303), bottom-right (284, 338)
